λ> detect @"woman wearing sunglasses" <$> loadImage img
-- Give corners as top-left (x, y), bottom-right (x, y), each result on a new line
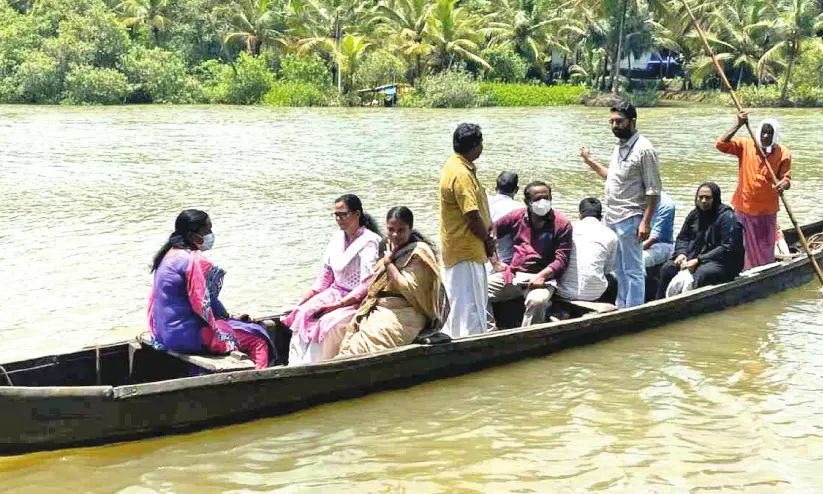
top-left (283, 194), bottom-right (382, 365)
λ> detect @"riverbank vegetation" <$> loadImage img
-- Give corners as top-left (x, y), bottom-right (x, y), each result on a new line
top-left (0, 0), bottom-right (821, 107)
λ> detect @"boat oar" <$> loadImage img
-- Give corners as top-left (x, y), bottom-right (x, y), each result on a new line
top-left (681, 0), bottom-right (823, 292)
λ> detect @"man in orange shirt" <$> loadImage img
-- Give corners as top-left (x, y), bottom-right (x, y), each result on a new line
top-left (716, 112), bottom-right (792, 270)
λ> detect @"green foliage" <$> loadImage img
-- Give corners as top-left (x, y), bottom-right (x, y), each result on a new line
top-left (785, 41), bottom-right (823, 106)
top-left (622, 89), bottom-right (660, 107)
top-left (194, 58), bottom-right (227, 91)
top-left (63, 65), bottom-right (131, 104)
top-left (278, 52), bottom-right (331, 86)
top-left (41, 33), bottom-right (96, 73)
top-left (301, 33), bottom-right (373, 92)
top-left (791, 44), bottom-right (823, 89)
top-left (733, 85), bottom-right (783, 107)
top-left (351, 49), bottom-right (407, 90)
top-left (480, 83), bottom-right (585, 106)
top-left (396, 90), bottom-right (426, 107)
top-left (412, 70), bottom-right (488, 108)
top-left (569, 44), bottom-right (606, 90)
top-left (12, 50), bottom-right (62, 103)
top-left (661, 77), bottom-right (685, 92)
top-left (120, 46), bottom-right (202, 103)
top-left (118, 0), bottom-right (170, 47)
top-left (211, 52), bottom-right (274, 104)
top-left (0, 6), bottom-right (46, 69)
top-left (580, 88), bottom-right (659, 108)
top-left (0, 6), bottom-right (50, 100)
top-left (2, 0), bottom-right (822, 106)
top-left (29, 0), bottom-right (104, 34)
top-left (482, 0), bottom-right (565, 75)
top-left (482, 47), bottom-right (528, 83)
top-left (220, 0), bottom-right (286, 56)
top-left (263, 81), bottom-right (333, 106)
top-left (163, 0), bottom-right (225, 66)
top-left (56, 5), bottom-right (131, 68)
top-left (789, 85), bottom-right (823, 107)
top-left (425, 0), bottom-right (490, 73)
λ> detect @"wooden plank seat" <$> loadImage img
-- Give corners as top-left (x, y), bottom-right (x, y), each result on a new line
top-left (563, 299), bottom-right (619, 314)
top-left (492, 296), bottom-right (618, 330)
top-left (739, 261), bottom-right (784, 278)
top-left (137, 333), bottom-right (256, 373)
top-left (553, 297), bottom-right (618, 319)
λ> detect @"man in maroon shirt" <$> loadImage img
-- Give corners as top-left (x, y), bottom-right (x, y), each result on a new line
top-left (488, 181), bottom-right (573, 326)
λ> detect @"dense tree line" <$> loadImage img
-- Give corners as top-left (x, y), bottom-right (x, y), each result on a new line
top-left (0, 0), bottom-right (821, 104)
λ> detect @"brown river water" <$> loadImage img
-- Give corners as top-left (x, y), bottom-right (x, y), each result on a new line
top-left (1, 105), bottom-right (823, 492)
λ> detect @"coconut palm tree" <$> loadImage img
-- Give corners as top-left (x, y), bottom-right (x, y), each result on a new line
top-left (704, 0), bottom-right (779, 88)
top-left (424, 0), bottom-right (490, 72)
top-left (336, 34), bottom-right (373, 90)
top-left (646, 0), bottom-right (718, 89)
top-left (560, 2), bottom-right (610, 89)
top-left (117, 0), bottom-right (170, 46)
top-left (759, 0), bottom-right (823, 102)
top-left (291, 0), bottom-right (374, 92)
top-left (373, 0), bottom-right (434, 83)
top-left (298, 34), bottom-right (372, 91)
top-left (483, 0), bottom-right (567, 75)
top-left (221, 0), bottom-right (286, 56)
top-left (569, 42), bottom-right (607, 88)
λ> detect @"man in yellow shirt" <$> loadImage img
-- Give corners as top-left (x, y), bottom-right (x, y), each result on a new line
top-left (439, 123), bottom-right (493, 338)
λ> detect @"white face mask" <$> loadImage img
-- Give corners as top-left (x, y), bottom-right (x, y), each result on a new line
top-left (530, 199), bottom-right (552, 217)
top-left (198, 233), bottom-right (215, 251)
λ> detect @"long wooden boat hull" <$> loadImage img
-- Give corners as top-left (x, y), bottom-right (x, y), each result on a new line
top-left (1, 219), bottom-right (822, 455)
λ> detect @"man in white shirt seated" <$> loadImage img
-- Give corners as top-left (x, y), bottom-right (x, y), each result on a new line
top-left (487, 171), bottom-right (526, 263)
top-left (556, 198), bottom-right (618, 302)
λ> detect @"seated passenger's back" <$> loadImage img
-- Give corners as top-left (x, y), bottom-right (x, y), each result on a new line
top-left (556, 198), bottom-right (618, 302)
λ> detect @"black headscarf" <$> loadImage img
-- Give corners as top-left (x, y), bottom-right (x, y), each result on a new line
top-left (687, 181), bottom-right (733, 257)
top-left (695, 182), bottom-right (723, 229)
top-left (673, 182), bottom-right (744, 274)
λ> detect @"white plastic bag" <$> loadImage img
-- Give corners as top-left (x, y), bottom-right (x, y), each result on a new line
top-left (665, 268), bottom-right (695, 298)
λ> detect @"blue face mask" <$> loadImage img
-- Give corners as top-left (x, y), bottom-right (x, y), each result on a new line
top-left (198, 233), bottom-right (215, 251)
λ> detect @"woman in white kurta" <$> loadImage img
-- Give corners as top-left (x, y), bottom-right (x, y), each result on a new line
top-left (283, 194), bottom-right (381, 365)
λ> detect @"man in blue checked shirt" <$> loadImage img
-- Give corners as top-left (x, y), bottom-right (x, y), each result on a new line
top-left (643, 191), bottom-right (676, 267)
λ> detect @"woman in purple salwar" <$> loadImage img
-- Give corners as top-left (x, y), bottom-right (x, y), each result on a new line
top-left (283, 194), bottom-right (381, 366)
top-left (148, 210), bottom-right (274, 369)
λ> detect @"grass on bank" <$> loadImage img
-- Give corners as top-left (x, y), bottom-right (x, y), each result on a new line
top-left (263, 82), bottom-right (334, 107)
top-left (395, 71), bottom-right (587, 108)
top-left (480, 83), bottom-right (586, 106)
top-left (660, 84), bottom-right (823, 108)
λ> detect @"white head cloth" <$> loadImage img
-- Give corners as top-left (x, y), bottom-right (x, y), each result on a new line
top-left (757, 118), bottom-right (781, 154)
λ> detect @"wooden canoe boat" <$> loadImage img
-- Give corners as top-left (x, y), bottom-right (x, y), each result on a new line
top-left (1, 219), bottom-right (821, 455)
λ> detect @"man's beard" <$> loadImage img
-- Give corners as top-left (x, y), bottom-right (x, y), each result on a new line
top-left (612, 127), bottom-right (632, 139)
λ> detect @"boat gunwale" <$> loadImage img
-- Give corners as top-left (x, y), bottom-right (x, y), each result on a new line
top-left (0, 386), bottom-right (114, 398)
top-left (109, 247), bottom-right (819, 399)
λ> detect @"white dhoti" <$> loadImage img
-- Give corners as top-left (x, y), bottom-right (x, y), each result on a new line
top-left (442, 261), bottom-right (489, 338)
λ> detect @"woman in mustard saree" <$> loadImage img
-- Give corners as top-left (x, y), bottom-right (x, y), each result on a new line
top-left (337, 207), bottom-right (445, 357)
